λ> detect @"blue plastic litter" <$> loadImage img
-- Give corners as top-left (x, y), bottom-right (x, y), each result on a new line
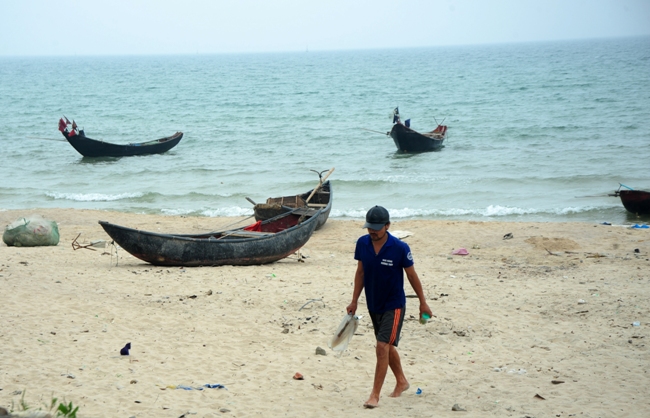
top-left (631, 224), bottom-right (649, 229)
top-left (601, 222), bottom-right (611, 225)
top-left (416, 388), bottom-right (422, 395)
top-left (175, 383), bottom-right (227, 390)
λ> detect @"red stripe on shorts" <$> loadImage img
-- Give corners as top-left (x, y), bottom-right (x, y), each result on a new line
top-left (389, 308), bottom-right (402, 344)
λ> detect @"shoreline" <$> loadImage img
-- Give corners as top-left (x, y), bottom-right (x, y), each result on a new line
top-left (1, 209), bottom-right (649, 417)
top-left (1, 207), bottom-right (646, 227)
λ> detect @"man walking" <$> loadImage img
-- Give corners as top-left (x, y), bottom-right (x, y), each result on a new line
top-left (346, 205), bottom-right (433, 409)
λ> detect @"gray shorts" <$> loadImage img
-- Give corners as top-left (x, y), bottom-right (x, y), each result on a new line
top-left (369, 306), bottom-right (405, 347)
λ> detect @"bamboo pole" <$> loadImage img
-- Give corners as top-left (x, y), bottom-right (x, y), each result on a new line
top-left (304, 167), bottom-right (334, 204)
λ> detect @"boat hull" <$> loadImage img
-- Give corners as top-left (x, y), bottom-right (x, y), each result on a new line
top-left (617, 190), bottom-right (650, 215)
top-left (63, 131), bottom-right (183, 157)
top-left (389, 123), bottom-right (445, 153)
top-left (99, 210), bottom-right (321, 267)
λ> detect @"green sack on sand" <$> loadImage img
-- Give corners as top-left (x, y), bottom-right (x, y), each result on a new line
top-left (3, 215), bottom-right (60, 247)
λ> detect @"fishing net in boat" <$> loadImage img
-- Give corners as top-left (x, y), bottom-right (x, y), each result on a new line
top-left (328, 314), bottom-right (360, 352)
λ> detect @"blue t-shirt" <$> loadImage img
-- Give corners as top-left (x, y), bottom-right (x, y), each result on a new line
top-left (354, 231), bottom-right (414, 313)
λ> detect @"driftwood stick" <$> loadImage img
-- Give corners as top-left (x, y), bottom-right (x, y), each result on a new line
top-left (299, 298), bottom-right (324, 311)
top-left (545, 248), bottom-right (561, 256)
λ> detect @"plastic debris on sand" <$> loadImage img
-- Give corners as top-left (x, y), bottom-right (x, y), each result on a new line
top-left (328, 314), bottom-right (359, 351)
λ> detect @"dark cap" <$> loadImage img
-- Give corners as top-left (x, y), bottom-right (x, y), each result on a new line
top-left (363, 205), bottom-right (390, 230)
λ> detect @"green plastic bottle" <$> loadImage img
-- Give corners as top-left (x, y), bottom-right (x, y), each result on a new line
top-left (420, 313), bottom-right (431, 325)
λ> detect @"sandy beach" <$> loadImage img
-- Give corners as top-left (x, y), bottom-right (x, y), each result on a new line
top-left (1, 208), bottom-right (648, 418)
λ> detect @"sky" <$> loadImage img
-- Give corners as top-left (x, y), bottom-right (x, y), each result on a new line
top-left (1, 0), bottom-right (649, 56)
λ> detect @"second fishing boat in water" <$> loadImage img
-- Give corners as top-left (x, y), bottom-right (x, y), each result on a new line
top-left (388, 107), bottom-right (447, 153)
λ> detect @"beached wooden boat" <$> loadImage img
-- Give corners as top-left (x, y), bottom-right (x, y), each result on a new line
top-left (98, 209), bottom-right (322, 267)
top-left (389, 122), bottom-right (447, 153)
top-left (58, 117), bottom-right (182, 157)
top-left (253, 180), bottom-right (332, 230)
top-left (611, 185), bottom-right (650, 215)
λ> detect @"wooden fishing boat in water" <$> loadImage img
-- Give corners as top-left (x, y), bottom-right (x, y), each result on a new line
top-left (252, 169), bottom-right (334, 231)
top-left (389, 122), bottom-right (447, 153)
top-left (610, 184), bottom-right (650, 215)
top-left (388, 107), bottom-right (447, 153)
top-left (98, 209), bottom-right (322, 267)
top-left (58, 117), bottom-right (182, 157)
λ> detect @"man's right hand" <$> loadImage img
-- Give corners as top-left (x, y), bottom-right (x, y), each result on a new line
top-left (346, 301), bottom-right (358, 315)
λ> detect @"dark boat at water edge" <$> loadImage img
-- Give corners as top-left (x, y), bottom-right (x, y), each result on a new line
top-left (610, 184), bottom-right (650, 215)
top-left (99, 209), bottom-right (322, 267)
top-left (58, 117), bottom-right (183, 158)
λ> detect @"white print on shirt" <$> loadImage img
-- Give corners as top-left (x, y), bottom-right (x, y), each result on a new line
top-left (407, 252), bottom-right (413, 261)
top-left (381, 259), bottom-right (393, 266)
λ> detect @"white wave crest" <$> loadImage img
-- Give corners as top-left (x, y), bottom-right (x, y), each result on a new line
top-left (46, 191), bottom-right (144, 202)
top-left (202, 207), bottom-right (255, 217)
top-left (159, 207), bottom-right (254, 217)
top-left (332, 205), bottom-right (603, 219)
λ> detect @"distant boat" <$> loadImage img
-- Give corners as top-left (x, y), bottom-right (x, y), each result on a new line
top-left (388, 107), bottom-right (447, 153)
top-left (98, 209), bottom-right (322, 267)
top-left (610, 184), bottom-right (650, 215)
top-left (58, 117), bottom-right (182, 157)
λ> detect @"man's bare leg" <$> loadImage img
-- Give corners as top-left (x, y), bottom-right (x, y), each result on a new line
top-left (364, 342), bottom-right (390, 408)
top-left (388, 345), bottom-right (410, 397)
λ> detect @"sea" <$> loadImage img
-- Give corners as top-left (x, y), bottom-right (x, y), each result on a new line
top-left (1, 36), bottom-right (649, 225)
